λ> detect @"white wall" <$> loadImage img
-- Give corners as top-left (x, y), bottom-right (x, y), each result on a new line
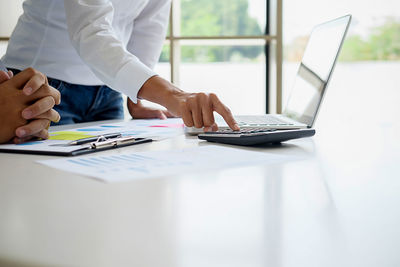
top-left (0, 0), bottom-right (24, 36)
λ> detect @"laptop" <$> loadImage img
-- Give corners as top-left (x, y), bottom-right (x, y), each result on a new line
top-left (187, 15), bottom-right (352, 134)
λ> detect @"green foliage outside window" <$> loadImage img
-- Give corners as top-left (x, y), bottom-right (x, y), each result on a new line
top-left (285, 18), bottom-right (400, 62)
top-left (340, 18), bottom-right (400, 61)
top-left (159, 0), bottom-right (264, 63)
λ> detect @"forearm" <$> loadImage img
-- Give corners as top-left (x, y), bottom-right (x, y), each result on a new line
top-left (137, 75), bottom-right (183, 108)
top-left (64, 0), bottom-right (156, 103)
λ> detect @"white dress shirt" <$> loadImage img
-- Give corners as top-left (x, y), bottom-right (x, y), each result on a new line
top-left (2, 0), bottom-right (171, 103)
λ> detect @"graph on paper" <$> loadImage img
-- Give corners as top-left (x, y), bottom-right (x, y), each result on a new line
top-left (38, 146), bottom-right (286, 182)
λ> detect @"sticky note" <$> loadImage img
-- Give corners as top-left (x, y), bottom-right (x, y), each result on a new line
top-left (49, 131), bottom-right (95, 141)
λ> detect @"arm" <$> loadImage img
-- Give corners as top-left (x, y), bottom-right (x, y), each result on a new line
top-left (63, 0), bottom-right (156, 104)
top-left (127, 0), bottom-right (171, 69)
top-left (0, 69), bottom-right (61, 144)
top-left (125, 0), bottom-right (175, 119)
top-left (63, 0), bottom-right (238, 130)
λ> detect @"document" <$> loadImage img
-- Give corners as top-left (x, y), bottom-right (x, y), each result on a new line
top-left (0, 118), bottom-right (184, 155)
top-left (52, 118), bottom-right (185, 141)
top-left (38, 146), bottom-right (289, 182)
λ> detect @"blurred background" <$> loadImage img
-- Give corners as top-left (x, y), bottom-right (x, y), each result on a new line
top-left (1, 0), bottom-right (399, 119)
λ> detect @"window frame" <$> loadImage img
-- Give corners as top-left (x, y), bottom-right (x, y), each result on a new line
top-left (0, 0), bottom-right (283, 113)
top-left (167, 0), bottom-right (282, 113)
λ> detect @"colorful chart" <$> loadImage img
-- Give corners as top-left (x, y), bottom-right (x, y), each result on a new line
top-left (149, 123), bottom-right (184, 128)
top-left (16, 141), bottom-right (45, 146)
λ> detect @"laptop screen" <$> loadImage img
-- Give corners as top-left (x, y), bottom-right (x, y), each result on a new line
top-left (283, 15), bottom-right (351, 127)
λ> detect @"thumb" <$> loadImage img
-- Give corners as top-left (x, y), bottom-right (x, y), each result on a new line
top-left (163, 110), bottom-right (177, 118)
top-left (156, 110), bottom-right (167, 120)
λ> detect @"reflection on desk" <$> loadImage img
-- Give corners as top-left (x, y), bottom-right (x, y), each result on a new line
top-left (0, 115), bottom-right (399, 267)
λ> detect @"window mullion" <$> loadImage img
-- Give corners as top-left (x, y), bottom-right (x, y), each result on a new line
top-left (276, 0), bottom-right (283, 113)
top-left (170, 0), bottom-right (181, 85)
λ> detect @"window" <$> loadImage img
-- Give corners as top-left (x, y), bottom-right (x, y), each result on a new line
top-left (0, 0), bottom-right (23, 56)
top-left (0, 0), bottom-right (283, 115)
top-left (154, 0), bottom-right (283, 114)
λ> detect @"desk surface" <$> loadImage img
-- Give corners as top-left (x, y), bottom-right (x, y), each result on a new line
top-left (1, 119), bottom-right (399, 267)
top-left (1, 81), bottom-right (400, 267)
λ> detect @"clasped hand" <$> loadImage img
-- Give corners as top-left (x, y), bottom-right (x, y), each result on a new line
top-left (0, 68), bottom-right (61, 144)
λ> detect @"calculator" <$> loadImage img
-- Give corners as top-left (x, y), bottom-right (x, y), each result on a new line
top-left (198, 128), bottom-right (315, 146)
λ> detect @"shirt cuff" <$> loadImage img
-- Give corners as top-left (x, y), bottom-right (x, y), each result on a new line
top-left (114, 59), bottom-right (157, 103)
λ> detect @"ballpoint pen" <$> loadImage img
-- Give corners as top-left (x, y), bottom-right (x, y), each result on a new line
top-left (68, 133), bottom-right (122, 145)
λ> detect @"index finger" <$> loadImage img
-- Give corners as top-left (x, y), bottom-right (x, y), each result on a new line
top-left (26, 84), bottom-right (61, 105)
top-left (7, 67), bottom-right (41, 89)
top-left (210, 93), bottom-right (240, 131)
top-left (22, 73), bottom-right (48, 96)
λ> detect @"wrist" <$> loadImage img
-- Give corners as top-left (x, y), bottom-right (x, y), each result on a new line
top-left (138, 75), bottom-right (184, 108)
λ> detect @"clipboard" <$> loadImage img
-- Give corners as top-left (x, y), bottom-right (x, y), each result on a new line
top-left (0, 135), bottom-right (152, 156)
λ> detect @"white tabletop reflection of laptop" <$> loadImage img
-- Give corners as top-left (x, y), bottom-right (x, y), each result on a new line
top-left (186, 15), bottom-right (352, 135)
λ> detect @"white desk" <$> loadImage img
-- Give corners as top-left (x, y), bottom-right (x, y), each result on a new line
top-left (1, 71), bottom-right (400, 267)
top-left (0, 117), bottom-right (399, 267)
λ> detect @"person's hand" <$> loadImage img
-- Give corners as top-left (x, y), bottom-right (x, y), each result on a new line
top-left (0, 70), bottom-right (14, 82)
top-left (137, 76), bottom-right (240, 132)
top-left (127, 98), bottom-right (175, 120)
top-left (0, 68), bottom-right (61, 144)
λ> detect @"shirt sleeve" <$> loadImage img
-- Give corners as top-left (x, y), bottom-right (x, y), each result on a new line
top-left (63, 0), bottom-right (157, 103)
top-left (127, 0), bottom-right (171, 70)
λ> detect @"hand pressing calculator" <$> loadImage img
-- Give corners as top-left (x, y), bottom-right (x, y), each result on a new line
top-left (198, 128), bottom-right (315, 146)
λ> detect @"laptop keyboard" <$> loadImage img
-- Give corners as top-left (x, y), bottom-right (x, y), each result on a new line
top-left (207, 128), bottom-right (278, 134)
top-left (235, 115), bottom-right (294, 126)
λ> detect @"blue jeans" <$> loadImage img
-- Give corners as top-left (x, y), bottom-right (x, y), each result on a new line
top-left (47, 78), bottom-right (124, 125)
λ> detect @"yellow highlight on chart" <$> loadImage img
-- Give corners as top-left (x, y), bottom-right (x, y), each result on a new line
top-left (49, 131), bottom-right (95, 141)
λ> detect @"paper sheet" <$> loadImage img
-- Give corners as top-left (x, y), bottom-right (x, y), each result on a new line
top-left (0, 139), bottom-right (90, 153)
top-left (38, 146), bottom-right (288, 182)
top-left (53, 118), bottom-right (185, 141)
top-left (0, 118), bottom-right (184, 154)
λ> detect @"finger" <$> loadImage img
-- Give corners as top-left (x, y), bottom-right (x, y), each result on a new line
top-left (25, 84), bottom-right (61, 105)
top-left (132, 107), bottom-right (168, 120)
top-left (191, 103), bottom-right (203, 128)
top-left (0, 71), bottom-right (11, 83)
top-left (199, 94), bottom-right (215, 127)
top-left (204, 122), bottom-right (219, 132)
top-left (8, 70), bottom-right (14, 78)
top-left (22, 96), bottom-right (56, 120)
top-left (8, 67), bottom-right (40, 89)
top-left (33, 109), bottom-right (60, 123)
top-left (210, 93), bottom-right (239, 131)
top-left (22, 72), bottom-right (47, 95)
top-left (163, 110), bottom-right (176, 118)
top-left (181, 108), bottom-right (194, 127)
top-left (13, 136), bottom-right (35, 144)
top-left (147, 110), bottom-right (167, 120)
top-left (13, 129), bottom-right (49, 144)
top-left (34, 129), bottom-right (50, 139)
top-left (157, 111), bottom-right (168, 120)
top-left (15, 119), bottom-right (50, 138)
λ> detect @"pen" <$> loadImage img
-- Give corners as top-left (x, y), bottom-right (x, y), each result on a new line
top-left (68, 133), bottom-right (122, 145)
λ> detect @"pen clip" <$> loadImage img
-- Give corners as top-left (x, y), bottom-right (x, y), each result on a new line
top-left (96, 135), bottom-right (108, 143)
top-left (66, 133), bottom-right (122, 146)
top-left (90, 136), bottom-right (136, 150)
